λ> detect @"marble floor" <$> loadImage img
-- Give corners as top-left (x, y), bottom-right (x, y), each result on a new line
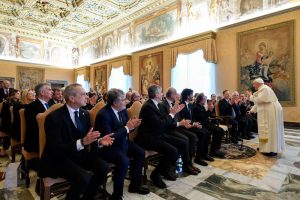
top-left (1, 128), bottom-right (300, 200)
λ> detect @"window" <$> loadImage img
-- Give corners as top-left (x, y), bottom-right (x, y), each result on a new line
top-left (171, 49), bottom-right (215, 96)
top-left (108, 66), bottom-right (132, 92)
top-left (76, 74), bottom-right (90, 92)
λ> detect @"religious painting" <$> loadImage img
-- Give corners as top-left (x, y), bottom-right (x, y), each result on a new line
top-left (0, 77), bottom-right (15, 88)
top-left (135, 8), bottom-right (177, 47)
top-left (72, 48), bottom-right (79, 66)
top-left (139, 52), bottom-right (163, 96)
top-left (94, 65), bottom-right (107, 94)
top-left (239, 0), bottom-right (263, 16)
top-left (17, 37), bottom-right (44, 61)
top-left (180, 0), bottom-right (210, 29)
top-left (238, 20), bottom-right (295, 106)
top-left (103, 34), bottom-right (114, 56)
top-left (119, 26), bottom-right (132, 51)
top-left (17, 66), bottom-right (45, 90)
top-left (46, 80), bottom-right (68, 89)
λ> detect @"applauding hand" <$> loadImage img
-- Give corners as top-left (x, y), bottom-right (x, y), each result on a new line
top-left (126, 117), bottom-right (142, 130)
top-left (170, 104), bottom-right (185, 115)
top-left (82, 128), bottom-right (100, 145)
top-left (99, 133), bottom-right (114, 146)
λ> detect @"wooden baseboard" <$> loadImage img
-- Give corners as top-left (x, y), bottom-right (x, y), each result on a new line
top-left (284, 122), bottom-right (300, 129)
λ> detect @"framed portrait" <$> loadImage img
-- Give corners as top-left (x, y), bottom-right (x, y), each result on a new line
top-left (94, 65), bottom-right (107, 93)
top-left (238, 20), bottom-right (295, 106)
top-left (17, 66), bottom-right (45, 90)
top-left (139, 52), bottom-right (163, 96)
top-left (46, 80), bottom-right (68, 89)
top-left (0, 77), bottom-right (15, 88)
top-left (17, 37), bottom-right (44, 61)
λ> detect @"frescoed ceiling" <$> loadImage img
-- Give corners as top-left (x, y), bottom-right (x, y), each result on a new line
top-left (0, 0), bottom-right (173, 43)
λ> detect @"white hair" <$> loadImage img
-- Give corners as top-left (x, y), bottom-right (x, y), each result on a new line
top-left (253, 78), bottom-right (264, 84)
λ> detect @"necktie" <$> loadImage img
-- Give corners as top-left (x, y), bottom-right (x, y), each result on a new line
top-left (187, 104), bottom-right (192, 118)
top-left (74, 111), bottom-right (84, 133)
top-left (45, 103), bottom-right (50, 109)
top-left (118, 111), bottom-right (123, 124)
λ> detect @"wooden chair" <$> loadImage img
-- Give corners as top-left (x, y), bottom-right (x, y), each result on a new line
top-left (89, 101), bottom-right (105, 127)
top-left (127, 101), bottom-right (159, 183)
top-left (214, 101), bottom-right (232, 143)
top-left (10, 106), bottom-right (21, 162)
top-left (0, 102), bottom-right (10, 149)
top-left (36, 104), bottom-right (69, 200)
top-left (19, 108), bottom-right (39, 187)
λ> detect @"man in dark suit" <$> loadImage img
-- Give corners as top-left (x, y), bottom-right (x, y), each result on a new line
top-left (24, 83), bottom-right (53, 153)
top-left (40, 83), bottom-right (113, 200)
top-left (94, 88), bottom-right (149, 200)
top-left (136, 85), bottom-right (185, 189)
top-left (48, 88), bottom-right (63, 107)
top-left (178, 88), bottom-right (213, 166)
top-left (193, 93), bottom-right (225, 158)
top-left (218, 90), bottom-right (238, 143)
top-left (0, 80), bottom-right (14, 102)
top-left (159, 87), bottom-right (200, 175)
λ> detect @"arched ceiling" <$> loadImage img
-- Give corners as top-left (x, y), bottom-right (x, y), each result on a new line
top-left (0, 0), bottom-right (173, 43)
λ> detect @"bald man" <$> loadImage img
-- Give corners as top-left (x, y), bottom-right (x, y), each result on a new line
top-left (0, 80), bottom-right (14, 102)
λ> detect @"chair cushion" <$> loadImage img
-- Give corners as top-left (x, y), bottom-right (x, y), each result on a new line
top-left (43, 177), bottom-right (67, 187)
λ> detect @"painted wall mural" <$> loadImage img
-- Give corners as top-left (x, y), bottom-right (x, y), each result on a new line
top-left (135, 8), bottom-right (177, 47)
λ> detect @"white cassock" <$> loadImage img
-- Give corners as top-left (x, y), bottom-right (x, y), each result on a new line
top-left (250, 84), bottom-right (285, 153)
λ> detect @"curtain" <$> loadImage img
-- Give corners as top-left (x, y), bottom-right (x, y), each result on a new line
top-left (107, 56), bottom-right (132, 77)
top-left (171, 49), bottom-right (216, 96)
top-left (170, 32), bottom-right (217, 67)
top-left (108, 66), bottom-right (132, 92)
top-left (76, 74), bottom-right (90, 92)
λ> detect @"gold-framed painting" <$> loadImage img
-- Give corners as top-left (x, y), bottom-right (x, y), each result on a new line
top-left (94, 65), bottom-right (107, 94)
top-left (238, 20), bottom-right (295, 106)
top-left (139, 52), bottom-right (163, 96)
top-left (17, 37), bottom-right (44, 61)
top-left (17, 66), bottom-right (45, 90)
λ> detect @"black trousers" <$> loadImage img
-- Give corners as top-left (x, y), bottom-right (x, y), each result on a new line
top-left (165, 130), bottom-right (190, 169)
top-left (98, 141), bottom-right (145, 199)
top-left (203, 124), bottom-right (224, 153)
top-left (176, 128), bottom-right (198, 160)
top-left (136, 135), bottom-right (178, 176)
top-left (183, 127), bottom-right (210, 159)
top-left (57, 151), bottom-right (109, 200)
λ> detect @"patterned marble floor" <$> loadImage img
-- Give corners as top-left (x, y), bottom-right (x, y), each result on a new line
top-left (1, 128), bottom-right (300, 200)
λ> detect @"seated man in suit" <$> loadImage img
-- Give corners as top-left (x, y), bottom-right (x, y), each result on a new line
top-left (126, 91), bottom-right (142, 108)
top-left (40, 83), bottom-right (113, 200)
top-left (48, 88), bottom-right (63, 107)
top-left (0, 80), bottom-right (14, 102)
top-left (24, 83), bottom-right (53, 153)
top-left (136, 85), bottom-right (185, 188)
top-left (178, 88), bottom-right (213, 166)
top-left (94, 88), bottom-right (149, 200)
top-left (219, 90), bottom-right (239, 143)
top-left (193, 93), bottom-right (225, 158)
top-left (159, 87), bottom-right (200, 175)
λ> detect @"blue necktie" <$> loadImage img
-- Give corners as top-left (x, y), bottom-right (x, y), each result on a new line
top-left (74, 111), bottom-right (84, 133)
top-left (118, 111), bottom-right (123, 124)
top-left (45, 103), bottom-right (50, 109)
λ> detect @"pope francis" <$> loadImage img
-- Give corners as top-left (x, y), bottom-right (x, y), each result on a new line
top-left (249, 78), bottom-right (285, 156)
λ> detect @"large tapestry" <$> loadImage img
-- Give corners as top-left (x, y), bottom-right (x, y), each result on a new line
top-left (17, 66), bottom-right (45, 90)
top-left (139, 52), bottom-right (163, 96)
top-left (238, 20), bottom-right (294, 106)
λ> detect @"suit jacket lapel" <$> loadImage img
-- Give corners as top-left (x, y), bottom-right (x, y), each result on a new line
top-left (62, 105), bottom-right (77, 141)
top-left (148, 100), bottom-right (161, 116)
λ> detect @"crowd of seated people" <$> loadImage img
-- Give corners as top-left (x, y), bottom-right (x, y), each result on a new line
top-left (0, 79), bottom-right (259, 200)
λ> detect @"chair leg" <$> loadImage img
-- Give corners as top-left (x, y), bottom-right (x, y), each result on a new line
top-left (11, 146), bottom-right (15, 163)
top-left (25, 159), bottom-right (30, 188)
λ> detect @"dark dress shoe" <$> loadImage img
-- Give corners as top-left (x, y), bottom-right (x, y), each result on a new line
top-left (128, 185), bottom-right (150, 195)
top-left (150, 174), bottom-right (167, 188)
top-left (241, 135), bottom-right (250, 140)
top-left (162, 172), bottom-right (177, 181)
top-left (231, 139), bottom-right (238, 144)
top-left (203, 155), bottom-right (215, 162)
top-left (190, 165), bottom-right (201, 173)
top-left (210, 150), bottom-right (225, 158)
top-left (183, 166), bottom-right (198, 175)
top-left (194, 158), bottom-right (208, 166)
